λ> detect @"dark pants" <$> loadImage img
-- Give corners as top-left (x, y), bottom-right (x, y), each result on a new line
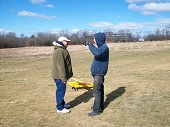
top-left (54, 79), bottom-right (66, 110)
top-left (92, 75), bottom-right (104, 113)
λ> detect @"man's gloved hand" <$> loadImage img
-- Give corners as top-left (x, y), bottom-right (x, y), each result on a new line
top-left (84, 41), bottom-right (91, 46)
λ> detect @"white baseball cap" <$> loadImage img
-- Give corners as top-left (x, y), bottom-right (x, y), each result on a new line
top-left (58, 36), bottom-right (71, 42)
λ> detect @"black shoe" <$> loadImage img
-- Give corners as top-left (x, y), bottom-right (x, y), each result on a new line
top-left (88, 111), bottom-right (102, 116)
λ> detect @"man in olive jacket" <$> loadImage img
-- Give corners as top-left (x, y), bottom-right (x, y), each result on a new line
top-left (51, 36), bottom-right (73, 113)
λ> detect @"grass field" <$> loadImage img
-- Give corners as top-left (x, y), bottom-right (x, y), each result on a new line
top-left (0, 41), bottom-right (170, 127)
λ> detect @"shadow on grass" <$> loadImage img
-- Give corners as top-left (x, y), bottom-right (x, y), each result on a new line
top-left (104, 87), bottom-right (126, 109)
top-left (68, 88), bottom-right (93, 108)
top-left (68, 87), bottom-right (126, 109)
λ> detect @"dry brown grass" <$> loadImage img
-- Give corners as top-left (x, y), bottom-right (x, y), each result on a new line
top-left (1, 41), bottom-right (170, 57)
top-left (0, 41), bottom-right (170, 127)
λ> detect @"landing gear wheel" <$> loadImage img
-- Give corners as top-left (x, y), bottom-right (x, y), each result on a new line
top-left (72, 87), bottom-right (78, 91)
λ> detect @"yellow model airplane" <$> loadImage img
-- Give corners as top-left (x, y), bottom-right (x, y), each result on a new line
top-left (67, 78), bottom-right (93, 91)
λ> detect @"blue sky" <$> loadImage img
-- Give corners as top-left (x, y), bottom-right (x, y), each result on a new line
top-left (0, 0), bottom-right (170, 36)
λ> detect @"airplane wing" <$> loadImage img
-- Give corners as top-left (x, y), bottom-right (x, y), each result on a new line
top-left (71, 78), bottom-right (85, 84)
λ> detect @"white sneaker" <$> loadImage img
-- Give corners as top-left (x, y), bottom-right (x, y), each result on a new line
top-left (57, 108), bottom-right (70, 113)
top-left (64, 104), bottom-right (71, 109)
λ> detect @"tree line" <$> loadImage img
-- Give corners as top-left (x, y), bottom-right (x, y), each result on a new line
top-left (0, 26), bottom-right (170, 49)
top-left (144, 26), bottom-right (170, 41)
top-left (0, 31), bottom-right (92, 48)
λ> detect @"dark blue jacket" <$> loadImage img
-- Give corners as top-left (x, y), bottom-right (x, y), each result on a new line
top-left (89, 33), bottom-right (109, 76)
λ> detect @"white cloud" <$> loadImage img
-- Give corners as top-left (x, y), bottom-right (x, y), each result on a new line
top-left (156, 18), bottom-right (170, 26)
top-left (50, 28), bottom-right (82, 34)
top-left (70, 29), bottom-right (80, 33)
top-left (0, 28), bottom-right (9, 33)
top-left (143, 3), bottom-right (170, 12)
top-left (89, 22), bottom-right (113, 28)
top-left (50, 28), bottom-right (62, 34)
top-left (89, 17), bottom-right (170, 32)
top-left (89, 21), bottom-right (144, 30)
top-left (126, 0), bottom-right (170, 3)
top-left (30, 0), bottom-right (46, 4)
top-left (126, 0), bottom-right (170, 15)
top-left (141, 11), bottom-right (156, 15)
top-left (128, 2), bottom-right (170, 15)
top-left (113, 22), bottom-right (144, 30)
top-left (0, 28), bottom-right (6, 33)
top-left (43, 4), bottom-right (55, 8)
top-left (0, 28), bottom-right (5, 32)
top-left (18, 10), bottom-right (56, 19)
top-left (128, 3), bottom-right (141, 11)
top-left (140, 19), bottom-right (170, 32)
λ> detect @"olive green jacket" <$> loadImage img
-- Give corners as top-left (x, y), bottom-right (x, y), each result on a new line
top-left (51, 45), bottom-right (73, 82)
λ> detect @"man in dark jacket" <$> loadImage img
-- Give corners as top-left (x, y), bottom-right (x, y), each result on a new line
top-left (51, 36), bottom-right (73, 113)
top-left (85, 32), bottom-right (109, 116)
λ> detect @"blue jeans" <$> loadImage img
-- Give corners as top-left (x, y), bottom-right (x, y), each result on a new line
top-left (54, 79), bottom-right (66, 110)
top-left (92, 75), bottom-right (104, 113)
